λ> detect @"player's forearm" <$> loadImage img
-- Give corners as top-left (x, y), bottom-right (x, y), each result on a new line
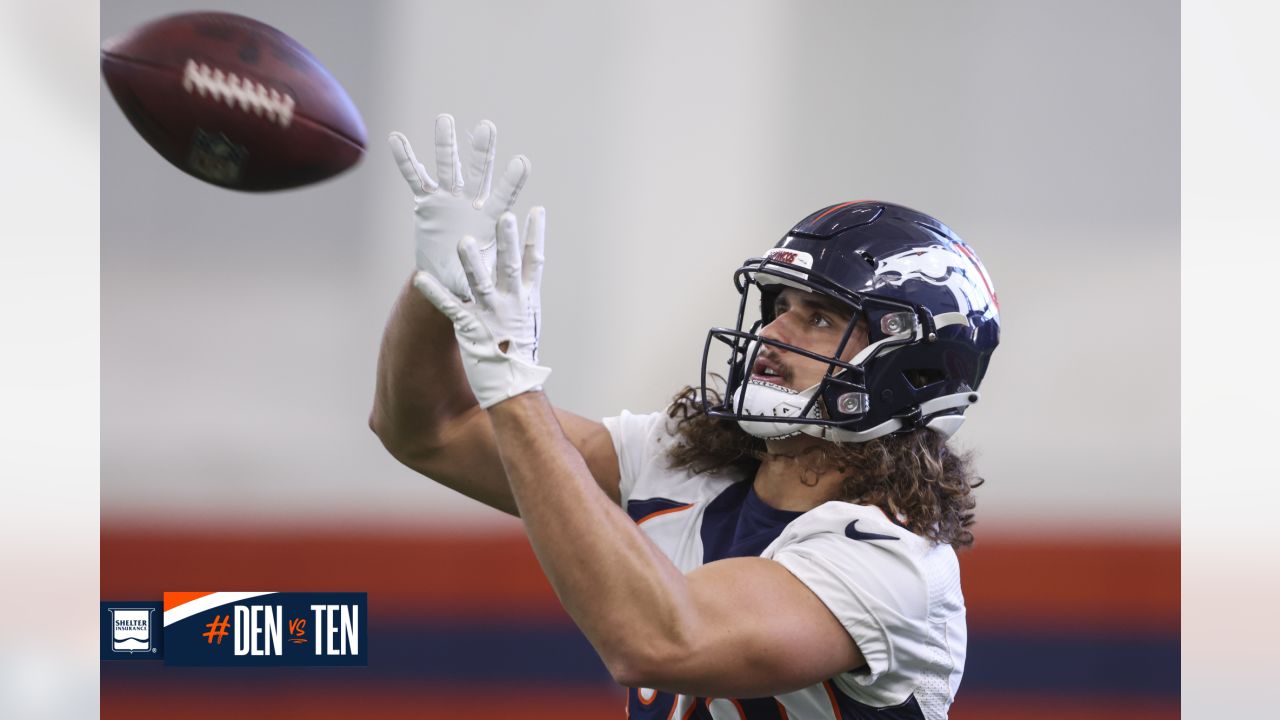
top-left (487, 392), bottom-right (698, 676)
top-left (369, 275), bottom-right (479, 453)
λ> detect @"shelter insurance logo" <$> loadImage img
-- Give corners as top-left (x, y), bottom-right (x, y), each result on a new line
top-left (163, 592), bottom-right (367, 666)
top-left (101, 602), bottom-right (164, 660)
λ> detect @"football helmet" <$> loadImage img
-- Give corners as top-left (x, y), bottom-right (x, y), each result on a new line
top-left (701, 201), bottom-right (1000, 443)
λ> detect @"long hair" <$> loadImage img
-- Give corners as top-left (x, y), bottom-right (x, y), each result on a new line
top-left (665, 385), bottom-right (983, 549)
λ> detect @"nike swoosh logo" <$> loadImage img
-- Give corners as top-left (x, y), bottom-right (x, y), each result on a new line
top-left (845, 520), bottom-right (899, 542)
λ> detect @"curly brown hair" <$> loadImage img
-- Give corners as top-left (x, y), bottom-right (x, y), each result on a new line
top-left (664, 385), bottom-right (983, 549)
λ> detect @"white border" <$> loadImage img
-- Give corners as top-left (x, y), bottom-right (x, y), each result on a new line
top-left (1183, 0), bottom-right (1280, 715)
top-left (163, 591), bottom-right (278, 626)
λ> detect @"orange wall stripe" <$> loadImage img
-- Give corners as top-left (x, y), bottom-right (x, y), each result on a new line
top-left (959, 537), bottom-right (1179, 631)
top-left (103, 527), bottom-right (1178, 629)
top-left (102, 527), bottom-right (568, 620)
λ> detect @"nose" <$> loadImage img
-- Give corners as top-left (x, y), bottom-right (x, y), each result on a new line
top-left (757, 312), bottom-right (794, 351)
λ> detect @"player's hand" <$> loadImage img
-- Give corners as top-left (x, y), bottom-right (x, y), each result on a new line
top-left (413, 208), bottom-right (549, 409)
top-left (389, 114), bottom-right (530, 301)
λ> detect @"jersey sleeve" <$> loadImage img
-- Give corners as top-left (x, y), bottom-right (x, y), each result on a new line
top-left (766, 503), bottom-right (938, 690)
top-left (601, 410), bottom-right (674, 505)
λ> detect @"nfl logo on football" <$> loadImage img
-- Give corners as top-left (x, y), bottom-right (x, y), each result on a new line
top-left (110, 608), bottom-right (154, 654)
top-left (187, 128), bottom-right (248, 185)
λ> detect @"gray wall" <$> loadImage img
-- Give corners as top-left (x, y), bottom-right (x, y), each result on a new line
top-left (102, 0), bottom-right (1179, 532)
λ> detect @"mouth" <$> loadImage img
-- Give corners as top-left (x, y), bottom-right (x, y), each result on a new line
top-left (750, 356), bottom-right (789, 387)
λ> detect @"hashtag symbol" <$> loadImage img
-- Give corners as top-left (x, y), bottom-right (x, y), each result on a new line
top-left (202, 614), bottom-right (231, 644)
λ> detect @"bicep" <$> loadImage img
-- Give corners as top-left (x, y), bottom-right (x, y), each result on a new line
top-left (393, 404), bottom-right (621, 515)
top-left (647, 557), bottom-right (864, 698)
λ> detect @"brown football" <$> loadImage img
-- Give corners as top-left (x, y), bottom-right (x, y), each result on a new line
top-left (101, 12), bottom-right (366, 192)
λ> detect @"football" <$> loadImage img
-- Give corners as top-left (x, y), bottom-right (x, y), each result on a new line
top-left (101, 12), bottom-right (366, 192)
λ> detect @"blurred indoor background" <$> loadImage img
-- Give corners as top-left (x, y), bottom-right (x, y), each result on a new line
top-left (98, 1), bottom-right (1178, 718)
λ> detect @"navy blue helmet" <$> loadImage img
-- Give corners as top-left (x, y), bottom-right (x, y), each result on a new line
top-left (701, 201), bottom-right (1000, 443)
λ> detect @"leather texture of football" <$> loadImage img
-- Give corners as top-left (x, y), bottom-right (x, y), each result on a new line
top-left (101, 12), bottom-right (367, 192)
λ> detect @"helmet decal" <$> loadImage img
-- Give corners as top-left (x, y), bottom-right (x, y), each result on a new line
top-left (761, 247), bottom-right (815, 287)
top-left (873, 244), bottom-right (998, 319)
top-left (764, 247), bottom-right (813, 270)
top-left (952, 240), bottom-right (1001, 312)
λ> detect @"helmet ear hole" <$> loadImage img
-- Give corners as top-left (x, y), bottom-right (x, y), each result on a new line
top-left (905, 368), bottom-right (946, 390)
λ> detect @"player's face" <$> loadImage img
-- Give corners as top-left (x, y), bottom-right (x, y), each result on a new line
top-left (751, 287), bottom-right (868, 391)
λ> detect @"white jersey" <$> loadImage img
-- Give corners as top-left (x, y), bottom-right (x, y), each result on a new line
top-left (603, 410), bottom-right (967, 720)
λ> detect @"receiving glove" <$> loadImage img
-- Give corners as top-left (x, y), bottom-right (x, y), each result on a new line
top-left (389, 114), bottom-right (530, 301)
top-left (414, 209), bottom-right (550, 409)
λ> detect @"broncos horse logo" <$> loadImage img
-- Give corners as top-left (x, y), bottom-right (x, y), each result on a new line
top-left (873, 243), bottom-right (999, 318)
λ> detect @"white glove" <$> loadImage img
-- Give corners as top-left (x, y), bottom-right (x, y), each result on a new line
top-left (389, 114), bottom-right (530, 301)
top-left (414, 209), bottom-right (550, 409)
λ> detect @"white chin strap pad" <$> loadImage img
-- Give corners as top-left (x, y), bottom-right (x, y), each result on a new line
top-left (734, 384), bottom-right (980, 444)
top-left (733, 380), bottom-right (820, 439)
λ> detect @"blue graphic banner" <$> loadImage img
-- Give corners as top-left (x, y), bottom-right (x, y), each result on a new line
top-left (162, 592), bottom-right (367, 666)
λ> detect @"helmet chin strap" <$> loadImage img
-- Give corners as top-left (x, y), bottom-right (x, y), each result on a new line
top-left (734, 378), bottom-right (980, 443)
top-left (733, 379), bottom-right (822, 440)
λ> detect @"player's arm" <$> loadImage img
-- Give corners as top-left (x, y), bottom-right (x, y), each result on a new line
top-left (369, 275), bottom-right (620, 515)
top-left (487, 392), bottom-right (862, 697)
top-left (413, 210), bottom-right (863, 696)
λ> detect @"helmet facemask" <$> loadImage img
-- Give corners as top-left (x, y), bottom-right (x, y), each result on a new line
top-left (701, 255), bottom-right (979, 443)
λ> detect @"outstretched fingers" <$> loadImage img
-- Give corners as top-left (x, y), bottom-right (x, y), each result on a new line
top-left (495, 212), bottom-right (523, 294)
top-left (484, 155), bottom-right (531, 222)
top-left (433, 114), bottom-right (464, 194)
top-left (388, 131), bottom-right (438, 196)
top-left (522, 207), bottom-right (546, 293)
top-left (465, 120), bottom-right (497, 208)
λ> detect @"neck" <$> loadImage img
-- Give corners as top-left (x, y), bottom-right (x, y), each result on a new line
top-left (753, 433), bottom-right (846, 512)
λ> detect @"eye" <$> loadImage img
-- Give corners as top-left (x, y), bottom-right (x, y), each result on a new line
top-left (811, 313), bottom-right (832, 328)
